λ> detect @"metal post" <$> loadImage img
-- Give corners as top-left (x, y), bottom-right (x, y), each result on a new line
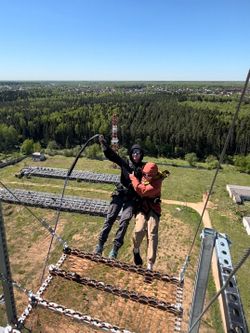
top-left (215, 233), bottom-right (249, 333)
top-left (188, 228), bottom-right (216, 333)
top-left (0, 201), bottom-right (17, 325)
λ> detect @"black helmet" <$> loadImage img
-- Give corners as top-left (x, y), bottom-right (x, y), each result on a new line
top-left (129, 144), bottom-right (144, 163)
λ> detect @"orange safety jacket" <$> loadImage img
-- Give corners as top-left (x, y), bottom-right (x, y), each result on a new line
top-left (130, 173), bottom-right (163, 216)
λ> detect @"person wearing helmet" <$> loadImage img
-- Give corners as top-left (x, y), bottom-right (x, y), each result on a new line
top-left (94, 135), bottom-right (145, 260)
top-left (129, 162), bottom-right (170, 270)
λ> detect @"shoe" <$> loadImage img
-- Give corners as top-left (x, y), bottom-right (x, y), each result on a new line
top-left (147, 263), bottom-right (153, 270)
top-left (93, 244), bottom-right (103, 255)
top-left (109, 249), bottom-right (117, 260)
top-left (133, 250), bottom-right (143, 266)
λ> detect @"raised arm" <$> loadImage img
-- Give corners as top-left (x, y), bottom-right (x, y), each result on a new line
top-left (98, 135), bottom-right (133, 173)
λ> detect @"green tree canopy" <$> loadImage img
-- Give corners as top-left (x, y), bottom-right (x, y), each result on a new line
top-left (20, 139), bottom-right (34, 155)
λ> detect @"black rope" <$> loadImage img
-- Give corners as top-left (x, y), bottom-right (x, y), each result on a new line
top-left (67, 134), bottom-right (100, 176)
top-left (40, 134), bottom-right (100, 284)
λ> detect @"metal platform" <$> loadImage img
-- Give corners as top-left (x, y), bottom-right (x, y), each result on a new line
top-left (0, 188), bottom-right (118, 218)
top-left (18, 166), bottom-right (120, 185)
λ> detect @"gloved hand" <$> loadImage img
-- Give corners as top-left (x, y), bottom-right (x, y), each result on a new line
top-left (134, 167), bottom-right (142, 181)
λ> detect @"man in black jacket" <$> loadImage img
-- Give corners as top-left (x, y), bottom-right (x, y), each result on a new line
top-left (94, 134), bottom-right (145, 259)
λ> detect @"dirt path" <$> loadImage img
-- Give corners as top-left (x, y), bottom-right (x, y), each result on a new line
top-left (162, 196), bottom-right (226, 333)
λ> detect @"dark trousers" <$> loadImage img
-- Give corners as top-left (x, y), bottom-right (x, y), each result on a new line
top-left (98, 194), bottom-right (135, 250)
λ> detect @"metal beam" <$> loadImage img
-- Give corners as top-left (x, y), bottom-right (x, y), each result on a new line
top-left (215, 233), bottom-right (249, 333)
top-left (0, 201), bottom-right (17, 325)
top-left (188, 228), bottom-right (216, 333)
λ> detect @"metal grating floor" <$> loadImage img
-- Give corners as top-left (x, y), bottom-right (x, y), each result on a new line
top-left (0, 188), bottom-right (119, 218)
top-left (18, 166), bottom-right (120, 185)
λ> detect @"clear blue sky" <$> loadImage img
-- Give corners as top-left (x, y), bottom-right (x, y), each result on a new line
top-left (1, 0), bottom-right (249, 81)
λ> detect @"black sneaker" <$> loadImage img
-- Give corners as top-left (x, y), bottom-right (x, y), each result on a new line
top-left (133, 250), bottom-right (143, 266)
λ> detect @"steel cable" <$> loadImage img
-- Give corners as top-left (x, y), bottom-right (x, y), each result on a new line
top-left (187, 244), bottom-right (250, 333)
top-left (180, 69), bottom-right (250, 281)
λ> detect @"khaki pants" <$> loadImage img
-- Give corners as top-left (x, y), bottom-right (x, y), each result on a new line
top-left (133, 211), bottom-right (159, 264)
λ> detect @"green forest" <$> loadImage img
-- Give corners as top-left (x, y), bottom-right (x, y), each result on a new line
top-left (0, 83), bottom-right (250, 164)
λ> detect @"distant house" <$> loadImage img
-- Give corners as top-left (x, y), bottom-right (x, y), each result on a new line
top-left (32, 152), bottom-right (46, 162)
top-left (243, 217), bottom-right (250, 236)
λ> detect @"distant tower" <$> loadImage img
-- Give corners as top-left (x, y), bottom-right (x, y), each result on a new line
top-left (111, 114), bottom-right (119, 168)
top-left (111, 114), bottom-right (119, 154)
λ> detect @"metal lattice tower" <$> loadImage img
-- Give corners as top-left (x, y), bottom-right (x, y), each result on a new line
top-left (0, 201), bottom-right (17, 326)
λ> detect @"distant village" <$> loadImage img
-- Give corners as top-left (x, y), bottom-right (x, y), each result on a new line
top-left (0, 81), bottom-right (249, 96)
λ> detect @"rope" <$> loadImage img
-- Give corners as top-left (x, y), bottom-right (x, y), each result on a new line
top-left (40, 134), bottom-right (100, 284)
top-left (187, 244), bottom-right (250, 333)
top-left (181, 69), bottom-right (250, 275)
top-left (40, 177), bottom-right (69, 284)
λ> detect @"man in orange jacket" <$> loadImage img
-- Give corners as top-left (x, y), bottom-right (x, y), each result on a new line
top-left (129, 162), bottom-right (170, 270)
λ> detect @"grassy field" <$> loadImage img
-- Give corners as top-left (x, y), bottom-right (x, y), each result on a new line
top-left (0, 154), bottom-right (249, 332)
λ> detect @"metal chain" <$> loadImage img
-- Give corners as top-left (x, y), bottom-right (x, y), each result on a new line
top-left (15, 295), bottom-right (133, 333)
top-left (65, 247), bottom-right (182, 285)
top-left (49, 265), bottom-right (183, 315)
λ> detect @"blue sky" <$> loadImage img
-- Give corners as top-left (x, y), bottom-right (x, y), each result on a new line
top-left (1, 0), bottom-right (249, 81)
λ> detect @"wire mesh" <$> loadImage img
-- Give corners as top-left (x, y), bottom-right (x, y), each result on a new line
top-left (15, 251), bottom-right (183, 333)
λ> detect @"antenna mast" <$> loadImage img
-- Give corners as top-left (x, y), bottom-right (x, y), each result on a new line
top-left (111, 114), bottom-right (119, 153)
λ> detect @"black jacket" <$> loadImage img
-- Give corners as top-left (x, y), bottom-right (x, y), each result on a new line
top-left (102, 142), bottom-right (145, 198)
